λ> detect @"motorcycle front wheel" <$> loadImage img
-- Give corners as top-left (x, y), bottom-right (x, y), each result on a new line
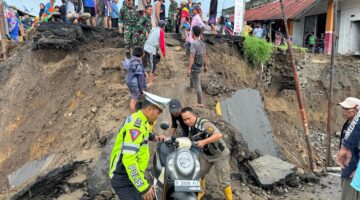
top-left (171, 192), bottom-right (197, 200)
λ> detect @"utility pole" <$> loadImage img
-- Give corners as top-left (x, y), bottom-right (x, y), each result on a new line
top-left (279, 0), bottom-right (315, 170)
top-left (326, 0), bottom-right (338, 167)
top-left (0, 0), bottom-right (7, 62)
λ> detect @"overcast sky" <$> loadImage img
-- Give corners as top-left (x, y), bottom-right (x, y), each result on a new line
top-left (5, 0), bottom-right (236, 17)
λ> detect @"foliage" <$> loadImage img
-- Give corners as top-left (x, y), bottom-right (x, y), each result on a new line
top-left (243, 36), bottom-right (273, 68)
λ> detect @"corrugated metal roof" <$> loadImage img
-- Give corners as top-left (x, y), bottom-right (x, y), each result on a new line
top-left (245, 0), bottom-right (318, 21)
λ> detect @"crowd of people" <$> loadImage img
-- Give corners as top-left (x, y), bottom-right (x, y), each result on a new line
top-left (4, 0), bottom-right (237, 42)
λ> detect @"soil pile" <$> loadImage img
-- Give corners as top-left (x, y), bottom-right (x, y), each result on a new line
top-left (0, 22), bottom-right (359, 199)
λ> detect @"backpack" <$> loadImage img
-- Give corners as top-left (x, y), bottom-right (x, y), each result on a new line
top-left (123, 58), bottom-right (143, 82)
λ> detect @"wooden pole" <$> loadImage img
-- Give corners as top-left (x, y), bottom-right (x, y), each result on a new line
top-left (269, 21), bottom-right (272, 43)
top-left (0, 1), bottom-right (7, 62)
top-left (279, 0), bottom-right (315, 170)
top-left (326, 0), bottom-right (338, 167)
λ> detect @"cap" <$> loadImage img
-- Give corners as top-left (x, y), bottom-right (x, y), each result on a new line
top-left (192, 5), bottom-right (200, 10)
top-left (180, 0), bottom-right (187, 5)
top-left (338, 97), bottom-right (360, 109)
top-left (143, 91), bottom-right (171, 111)
top-left (169, 99), bottom-right (181, 113)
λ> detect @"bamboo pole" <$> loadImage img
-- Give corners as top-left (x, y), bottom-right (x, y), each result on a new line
top-left (0, 1), bottom-right (7, 62)
top-left (279, 0), bottom-right (315, 170)
top-left (326, 0), bottom-right (338, 167)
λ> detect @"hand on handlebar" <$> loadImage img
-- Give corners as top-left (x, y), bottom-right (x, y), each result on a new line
top-left (155, 135), bottom-right (168, 142)
top-left (143, 185), bottom-right (156, 200)
top-left (196, 140), bottom-right (207, 149)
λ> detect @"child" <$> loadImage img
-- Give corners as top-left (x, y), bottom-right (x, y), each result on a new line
top-left (123, 46), bottom-right (147, 113)
top-left (186, 25), bottom-right (207, 108)
top-left (308, 32), bottom-right (316, 53)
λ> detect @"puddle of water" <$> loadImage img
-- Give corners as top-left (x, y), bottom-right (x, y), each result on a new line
top-left (7, 154), bottom-right (55, 188)
top-left (221, 88), bottom-right (279, 157)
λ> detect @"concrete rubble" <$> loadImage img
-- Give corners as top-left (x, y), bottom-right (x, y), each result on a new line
top-left (249, 155), bottom-right (296, 188)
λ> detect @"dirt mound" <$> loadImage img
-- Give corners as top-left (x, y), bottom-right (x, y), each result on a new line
top-left (1, 23), bottom-right (359, 199)
top-left (0, 23), bottom-right (127, 194)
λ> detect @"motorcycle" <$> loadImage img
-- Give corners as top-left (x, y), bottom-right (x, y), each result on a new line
top-left (152, 124), bottom-right (202, 200)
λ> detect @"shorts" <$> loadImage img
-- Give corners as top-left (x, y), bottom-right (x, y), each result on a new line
top-left (127, 82), bottom-right (141, 100)
top-left (84, 7), bottom-right (96, 17)
top-left (208, 14), bottom-right (216, 25)
top-left (112, 18), bottom-right (119, 28)
top-left (143, 51), bottom-right (160, 73)
top-left (105, 6), bottom-right (111, 17)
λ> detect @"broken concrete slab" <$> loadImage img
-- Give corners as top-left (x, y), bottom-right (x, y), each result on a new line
top-left (8, 155), bottom-right (55, 188)
top-left (249, 155), bottom-right (296, 188)
top-left (87, 134), bottom-right (115, 198)
top-left (31, 23), bottom-right (121, 50)
top-left (56, 189), bottom-right (85, 200)
top-left (11, 162), bottom-right (80, 200)
top-left (99, 191), bottom-right (113, 200)
top-left (220, 88), bottom-right (279, 157)
top-left (67, 174), bottom-right (87, 187)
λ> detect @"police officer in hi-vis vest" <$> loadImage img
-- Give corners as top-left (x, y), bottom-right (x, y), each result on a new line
top-left (109, 91), bottom-right (170, 200)
top-left (181, 107), bottom-right (233, 200)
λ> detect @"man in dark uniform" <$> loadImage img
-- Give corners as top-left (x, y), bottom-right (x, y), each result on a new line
top-left (168, 99), bottom-right (190, 137)
top-left (181, 107), bottom-right (233, 200)
top-left (109, 91), bottom-right (170, 200)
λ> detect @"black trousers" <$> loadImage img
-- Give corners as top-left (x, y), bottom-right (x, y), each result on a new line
top-left (112, 182), bottom-right (142, 200)
top-left (112, 18), bottom-right (119, 28)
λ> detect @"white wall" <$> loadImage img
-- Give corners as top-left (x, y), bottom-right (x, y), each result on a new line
top-left (292, 0), bottom-right (328, 47)
top-left (292, 17), bottom-right (305, 46)
top-left (338, 0), bottom-right (360, 54)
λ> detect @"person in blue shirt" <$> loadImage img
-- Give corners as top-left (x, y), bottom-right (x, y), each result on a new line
top-left (253, 24), bottom-right (264, 38)
top-left (110, 0), bottom-right (120, 30)
top-left (83, 0), bottom-right (96, 26)
top-left (39, 3), bottom-right (45, 18)
top-left (7, 9), bottom-right (20, 42)
top-left (123, 46), bottom-right (147, 113)
top-left (336, 97), bottom-right (360, 199)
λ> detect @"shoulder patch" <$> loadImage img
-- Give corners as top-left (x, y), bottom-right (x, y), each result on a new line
top-left (206, 126), bottom-right (214, 133)
top-left (134, 118), bottom-right (142, 128)
top-left (130, 129), bottom-right (141, 141)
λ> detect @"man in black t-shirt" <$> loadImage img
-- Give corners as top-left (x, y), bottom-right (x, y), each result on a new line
top-left (169, 99), bottom-right (190, 137)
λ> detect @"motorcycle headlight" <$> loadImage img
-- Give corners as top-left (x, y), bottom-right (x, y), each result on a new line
top-left (175, 151), bottom-right (194, 176)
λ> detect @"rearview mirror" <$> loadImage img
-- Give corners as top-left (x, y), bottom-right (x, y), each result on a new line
top-left (160, 121), bottom-right (170, 130)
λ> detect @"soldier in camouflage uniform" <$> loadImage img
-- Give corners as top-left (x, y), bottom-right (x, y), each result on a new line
top-left (168, 0), bottom-right (178, 33)
top-left (133, 4), bottom-right (153, 47)
top-left (120, 0), bottom-right (139, 57)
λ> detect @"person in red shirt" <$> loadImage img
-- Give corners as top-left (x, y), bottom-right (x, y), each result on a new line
top-left (179, 0), bottom-right (190, 40)
top-left (143, 20), bottom-right (166, 86)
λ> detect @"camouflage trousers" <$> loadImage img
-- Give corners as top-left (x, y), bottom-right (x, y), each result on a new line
top-left (132, 33), bottom-right (147, 47)
top-left (124, 25), bottom-right (137, 49)
top-left (168, 19), bottom-right (176, 33)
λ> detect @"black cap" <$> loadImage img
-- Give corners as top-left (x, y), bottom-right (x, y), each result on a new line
top-left (169, 99), bottom-right (181, 113)
top-left (192, 5), bottom-right (200, 10)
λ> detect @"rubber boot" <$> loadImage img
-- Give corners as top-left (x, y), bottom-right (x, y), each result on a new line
top-left (197, 178), bottom-right (206, 200)
top-left (223, 185), bottom-right (233, 200)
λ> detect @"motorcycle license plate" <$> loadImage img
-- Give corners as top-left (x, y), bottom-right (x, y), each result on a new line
top-left (174, 180), bottom-right (202, 192)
